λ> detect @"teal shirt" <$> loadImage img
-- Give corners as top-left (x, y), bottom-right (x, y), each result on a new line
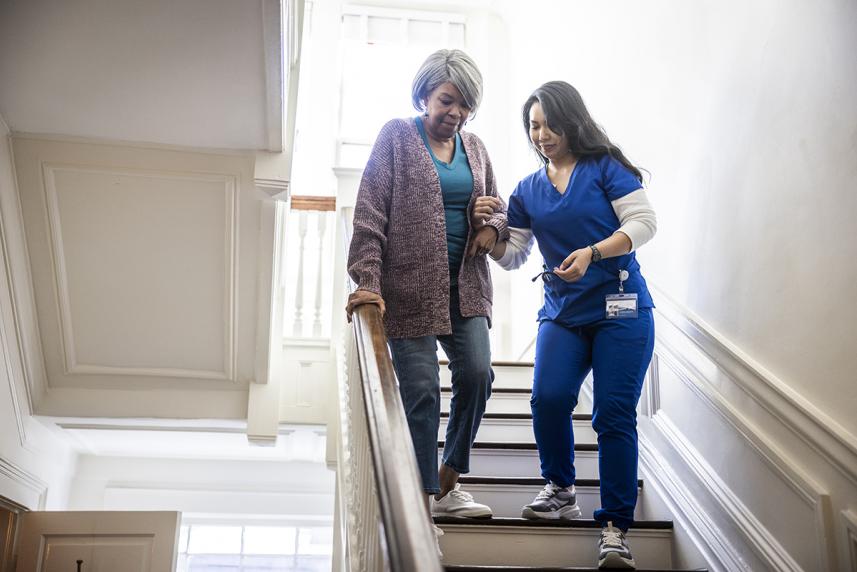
top-left (415, 117), bottom-right (473, 285)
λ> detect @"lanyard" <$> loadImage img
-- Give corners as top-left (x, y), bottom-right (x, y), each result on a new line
top-left (531, 263), bottom-right (630, 291)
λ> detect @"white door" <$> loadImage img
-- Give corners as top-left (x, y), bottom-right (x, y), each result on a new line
top-left (15, 511), bottom-right (180, 572)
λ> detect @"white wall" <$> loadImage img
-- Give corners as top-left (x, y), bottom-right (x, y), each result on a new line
top-left (493, 0), bottom-right (857, 435)
top-left (0, 114), bottom-right (78, 510)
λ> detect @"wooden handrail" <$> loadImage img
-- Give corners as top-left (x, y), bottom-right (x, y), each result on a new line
top-left (342, 212), bottom-right (443, 571)
top-left (291, 195), bottom-right (336, 211)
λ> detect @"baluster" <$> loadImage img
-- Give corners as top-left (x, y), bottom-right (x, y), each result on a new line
top-left (293, 211), bottom-right (308, 336)
top-left (312, 212), bottom-right (327, 337)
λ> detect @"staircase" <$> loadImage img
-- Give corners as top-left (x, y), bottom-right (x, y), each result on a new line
top-left (435, 362), bottom-right (708, 572)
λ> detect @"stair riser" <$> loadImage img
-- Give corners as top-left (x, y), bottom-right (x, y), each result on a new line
top-left (441, 366), bottom-right (534, 390)
top-left (442, 393), bottom-right (532, 415)
top-left (442, 395), bottom-right (593, 416)
top-left (444, 449), bottom-right (599, 479)
top-left (438, 527), bottom-right (673, 568)
top-left (440, 418), bottom-right (596, 444)
top-left (454, 484), bottom-right (647, 520)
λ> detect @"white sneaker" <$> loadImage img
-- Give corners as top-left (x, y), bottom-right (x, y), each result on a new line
top-left (432, 524), bottom-right (444, 559)
top-left (431, 484), bottom-right (493, 518)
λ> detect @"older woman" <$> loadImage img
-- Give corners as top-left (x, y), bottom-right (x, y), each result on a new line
top-left (347, 49), bottom-right (507, 525)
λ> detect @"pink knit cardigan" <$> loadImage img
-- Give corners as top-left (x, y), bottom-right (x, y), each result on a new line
top-left (347, 118), bottom-right (509, 339)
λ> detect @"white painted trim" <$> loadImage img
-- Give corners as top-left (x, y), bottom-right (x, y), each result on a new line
top-left (655, 342), bottom-right (836, 570)
top-left (10, 132), bottom-right (260, 156)
top-left (653, 413), bottom-right (805, 571)
top-left (341, 4), bottom-right (466, 23)
top-left (40, 164), bottom-right (239, 383)
top-left (51, 417), bottom-right (320, 434)
top-left (0, 124), bottom-right (42, 416)
top-left (0, 456), bottom-right (48, 510)
top-left (652, 286), bottom-right (857, 486)
top-left (638, 435), bottom-right (749, 572)
top-left (261, 0), bottom-right (285, 152)
top-left (0, 286), bottom-right (27, 447)
top-left (283, 337), bottom-right (331, 349)
top-left (255, 177), bottom-right (290, 200)
top-left (656, 347), bottom-right (835, 520)
top-left (0, 165), bottom-right (29, 445)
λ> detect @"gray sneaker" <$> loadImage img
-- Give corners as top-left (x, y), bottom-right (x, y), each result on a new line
top-left (521, 482), bottom-right (582, 519)
top-left (598, 521), bottom-right (636, 569)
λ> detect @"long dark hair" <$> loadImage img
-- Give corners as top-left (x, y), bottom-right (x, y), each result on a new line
top-left (522, 81), bottom-right (643, 183)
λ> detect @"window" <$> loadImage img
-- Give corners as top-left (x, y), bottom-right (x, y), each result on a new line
top-left (177, 524), bottom-right (332, 572)
top-left (337, 6), bottom-right (467, 167)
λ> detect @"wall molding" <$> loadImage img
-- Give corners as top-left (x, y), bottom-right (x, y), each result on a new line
top-left (651, 412), bottom-right (810, 572)
top-left (639, 433), bottom-right (748, 572)
top-left (0, 203), bottom-right (28, 445)
top-left (0, 297), bottom-right (27, 447)
top-left (0, 457), bottom-right (47, 510)
top-left (40, 163), bottom-right (239, 383)
top-left (652, 287), bottom-right (857, 486)
top-left (647, 291), bottom-right (847, 570)
top-left (0, 123), bottom-right (39, 434)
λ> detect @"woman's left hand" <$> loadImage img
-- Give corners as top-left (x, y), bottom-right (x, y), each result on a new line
top-left (467, 226), bottom-right (499, 257)
top-left (553, 248), bottom-right (593, 282)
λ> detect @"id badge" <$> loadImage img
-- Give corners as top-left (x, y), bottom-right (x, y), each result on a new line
top-left (606, 293), bottom-right (638, 319)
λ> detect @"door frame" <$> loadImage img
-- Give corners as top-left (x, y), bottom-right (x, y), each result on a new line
top-left (0, 496), bottom-right (27, 572)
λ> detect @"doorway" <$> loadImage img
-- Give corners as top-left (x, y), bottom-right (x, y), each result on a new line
top-left (0, 496), bottom-right (26, 572)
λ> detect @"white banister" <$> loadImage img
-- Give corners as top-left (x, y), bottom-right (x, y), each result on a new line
top-left (292, 210), bottom-right (308, 337)
top-left (312, 212), bottom-right (327, 338)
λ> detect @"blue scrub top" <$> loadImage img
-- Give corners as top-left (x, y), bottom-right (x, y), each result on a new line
top-left (415, 116), bottom-right (473, 285)
top-left (507, 154), bottom-right (654, 327)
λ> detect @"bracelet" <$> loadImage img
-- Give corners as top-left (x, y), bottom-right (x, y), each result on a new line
top-left (589, 244), bottom-right (603, 262)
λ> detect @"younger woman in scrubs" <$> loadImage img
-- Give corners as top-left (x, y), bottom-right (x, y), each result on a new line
top-left (474, 81), bottom-right (657, 570)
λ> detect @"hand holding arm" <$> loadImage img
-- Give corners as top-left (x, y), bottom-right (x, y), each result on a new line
top-left (470, 196), bottom-right (502, 228)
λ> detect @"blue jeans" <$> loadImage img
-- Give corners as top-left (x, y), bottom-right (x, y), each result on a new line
top-left (531, 309), bottom-right (654, 531)
top-left (388, 290), bottom-right (494, 494)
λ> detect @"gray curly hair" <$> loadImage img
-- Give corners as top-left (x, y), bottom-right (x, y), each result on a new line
top-left (411, 49), bottom-right (483, 116)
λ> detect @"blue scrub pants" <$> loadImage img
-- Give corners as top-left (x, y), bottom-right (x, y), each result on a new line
top-left (388, 288), bottom-right (494, 494)
top-left (531, 309), bottom-right (654, 531)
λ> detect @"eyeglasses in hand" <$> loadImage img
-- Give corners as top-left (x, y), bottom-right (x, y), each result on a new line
top-left (531, 264), bottom-right (556, 283)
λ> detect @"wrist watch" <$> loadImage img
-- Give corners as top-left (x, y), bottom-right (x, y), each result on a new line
top-left (589, 244), bottom-right (603, 262)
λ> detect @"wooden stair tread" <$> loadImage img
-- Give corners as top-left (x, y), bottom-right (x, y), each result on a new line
top-left (446, 567), bottom-right (708, 572)
top-left (442, 387), bottom-right (532, 394)
top-left (458, 476), bottom-right (643, 489)
top-left (440, 360), bottom-right (535, 368)
top-left (441, 412), bottom-right (591, 421)
top-left (439, 441), bottom-right (598, 452)
top-left (434, 516), bottom-right (673, 530)
top-left (445, 567), bottom-right (708, 572)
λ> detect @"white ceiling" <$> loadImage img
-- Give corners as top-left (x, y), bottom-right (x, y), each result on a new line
top-left (0, 0), bottom-right (277, 150)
